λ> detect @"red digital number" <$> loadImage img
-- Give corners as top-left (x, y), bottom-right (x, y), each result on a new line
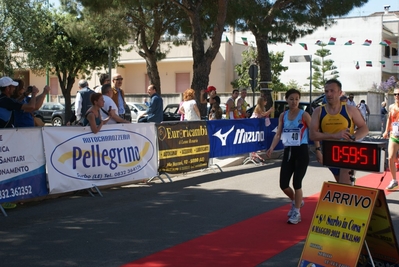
top-left (359, 147), bottom-right (368, 164)
top-left (332, 146), bottom-right (340, 162)
top-left (342, 146), bottom-right (350, 163)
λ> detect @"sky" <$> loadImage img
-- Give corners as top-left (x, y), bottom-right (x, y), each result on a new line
top-left (347, 0), bottom-right (399, 17)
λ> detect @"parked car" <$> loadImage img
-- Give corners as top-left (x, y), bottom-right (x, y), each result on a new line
top-left (246, 94), bottom-right (325, 119)
top-left (34, 102), bottom-right (65, 124)
top-left (163, 104), bottom-right (181, 121)
top-left (126, 102), bottom-right (148, 122)
top-left (51, 102), bottom-right (132, 126)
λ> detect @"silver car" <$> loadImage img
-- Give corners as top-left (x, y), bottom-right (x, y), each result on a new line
top-left (126, 102), bottom-right (148, 122)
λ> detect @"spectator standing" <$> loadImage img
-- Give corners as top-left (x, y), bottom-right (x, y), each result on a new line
top-left (310, 79), bottom-right (368, 184)
top-left (357, 99), bottom-right (370, 122)
top-left (111, 73), bottom-right (126, 119)
top-left (347, 93), bottom-right (356, 106)
top-left (75, 79), bottom-right (94, 124)
top-left (138, 84), bottom-right (163, 123)
top-left (83, 93), bottom-right (109, 134)
top-left (0, 77), bottom-right (38, 128)
top-left (100, 84), bottom-right (130, 124)
top-left (226, 89), bottom-right (240, 119)
top-left (382, 90), bottom-right (399, 190)
top-left (179, 88), bottom-right (201, 121)
top-left (11, 79), bottom-right (50, 127)
top-left (200, 85), bottom-right (217, 117)
top-left (250, 97), bottom-right (274, 126)
top-left (208, 96), bottom-right (223, 120)
top-left (381, 101), bottom-right (388, 134)
top-left (236, 88), bottom-right (250, 118)
top-left (266, 89), bottom-right (321, 224)
top-left (94, 73), bottom-right (111, 93)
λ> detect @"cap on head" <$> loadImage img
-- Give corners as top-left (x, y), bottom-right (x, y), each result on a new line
top-left (0, 77), bottom-right (18, 87)
top-left (205, 86), bottom-right (216, 93)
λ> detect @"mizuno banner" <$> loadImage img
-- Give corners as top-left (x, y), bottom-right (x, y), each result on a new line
top-left (207, 118), bottom-right (268, 158)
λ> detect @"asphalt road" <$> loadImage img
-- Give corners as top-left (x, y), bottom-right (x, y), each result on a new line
top-left (1, 153), bottom-right (398, 267)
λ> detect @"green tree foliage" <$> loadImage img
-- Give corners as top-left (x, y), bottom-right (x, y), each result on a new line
top-left (227, 0), bottom-right (368, 87)
top-left (5, 0), bottom-right (119, 122)
top-left (77, 0), bottom-right (184, 94)
top-left (231, 48), bottom-right (288, 92)
top-left (310, 44), bottom-right (339, 90)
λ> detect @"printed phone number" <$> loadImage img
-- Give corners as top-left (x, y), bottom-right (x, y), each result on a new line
top-left (0, 185), bottom-right (33, 200)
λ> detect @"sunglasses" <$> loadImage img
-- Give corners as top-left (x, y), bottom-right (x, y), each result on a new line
top-left (394, 93), bottom-right (399, 96)
top-left (114, 78), bottom-right (123, 81)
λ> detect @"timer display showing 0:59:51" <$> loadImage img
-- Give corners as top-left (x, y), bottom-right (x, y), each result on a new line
top-left (322, 140), bottom-right (385, 173)
top-left (331, 145), bottom-right (375, 164)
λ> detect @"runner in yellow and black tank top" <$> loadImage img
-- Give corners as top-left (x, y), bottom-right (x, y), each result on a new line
top-left (319, 103), bottom-right (355, 135)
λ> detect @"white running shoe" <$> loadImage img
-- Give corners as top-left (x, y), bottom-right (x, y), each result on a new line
top-left (287, 200), bottom-right (304, 217)
top-left (288, 210), bottom-right (301, 224)
top-left (386, 180), bottom-right (398, 190)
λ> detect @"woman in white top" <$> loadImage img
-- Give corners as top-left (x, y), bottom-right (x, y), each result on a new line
top-left (179, 88), bottom-right (201, 121)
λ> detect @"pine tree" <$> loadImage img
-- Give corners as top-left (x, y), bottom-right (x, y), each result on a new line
top-left (309, 44), bottom-right (339, 91)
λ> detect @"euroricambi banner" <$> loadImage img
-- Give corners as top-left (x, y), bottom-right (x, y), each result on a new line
top-left (43, 123), bottom-right (158, 194)
top-left (207, 118), bottom-right (267, 158)
top-left (157, 121), bottom-right (209, 173)
top-left (0, 128), bottom-right (47, 203)
top-left (299, 182), bottom-right (378, 267)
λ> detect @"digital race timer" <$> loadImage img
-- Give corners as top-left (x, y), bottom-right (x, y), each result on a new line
top-left (322, 140), bottom-right (386, 173)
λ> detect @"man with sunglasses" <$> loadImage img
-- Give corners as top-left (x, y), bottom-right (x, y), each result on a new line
top-left (347, 93), bottom-right (356, 107)
top-left (382, 89), bottom-right (399, 190)
top-left (111, 73), bottom-right (126, 119)
top-left (310, 79), bottom-right (369, 184)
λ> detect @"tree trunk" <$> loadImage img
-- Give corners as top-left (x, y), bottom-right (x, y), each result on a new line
top-left (255, 35), bottom-right (273, 109)
top-left (144, 54), bottom-right (162, 95)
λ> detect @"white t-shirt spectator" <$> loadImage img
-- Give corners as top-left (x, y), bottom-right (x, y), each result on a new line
top-left (101, 95), bottom-right (118, 124)
top-left (182, 99), bottom-right (200, 121)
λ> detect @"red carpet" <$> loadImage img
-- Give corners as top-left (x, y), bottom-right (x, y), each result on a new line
top-left (122, 173), bottom-right (395, 267)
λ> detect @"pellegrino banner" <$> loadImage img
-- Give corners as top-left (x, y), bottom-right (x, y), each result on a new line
top-left (0, 128), bottom-right (47, 204)
top-left (42, 124), bottom-right (158, 194)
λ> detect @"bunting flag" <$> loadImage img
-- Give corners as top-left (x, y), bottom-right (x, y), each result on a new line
top-left (328, 37), bottom-right (336, 45)
top-left (379, 39), bottom-right (391, 46)
top-left (380, 60), bottom-right (386, 67)
top-left (299, 43), bottom-right (308, 50)
top-left (394, 61), bottom-right (399, 66)
top-left (225, 36), bottom-right (231, 45)
top-left (242, 37), bottom-right (248, 46)
top-left (355, 61), bottom-right (360, 70)
top-left (315, 40), bottom-right (323, 46)
top-left (345, 40), bottom-right (354, 45)
top-left (363, 39), bottom-right (372, 46)
top-left (366, 61), bottom-right (372, 67)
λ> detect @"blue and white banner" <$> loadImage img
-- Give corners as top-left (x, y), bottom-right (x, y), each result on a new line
top-left (207, 118), bottom-right (268, 158)
top-left (42, 123), bottom-right (158, 194)
top-left (0, 128), bottom-right (47, 203)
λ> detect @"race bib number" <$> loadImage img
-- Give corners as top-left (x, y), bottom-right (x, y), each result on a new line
top-left (393, 122), bottom-right (399, 136)
top-left (281, 128), bottom-right (301, 146)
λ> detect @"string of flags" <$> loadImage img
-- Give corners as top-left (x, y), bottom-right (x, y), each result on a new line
top-left (234, 36), bottom-right (393, 49)
top-left (232, 36), bottom-right (397, 70)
